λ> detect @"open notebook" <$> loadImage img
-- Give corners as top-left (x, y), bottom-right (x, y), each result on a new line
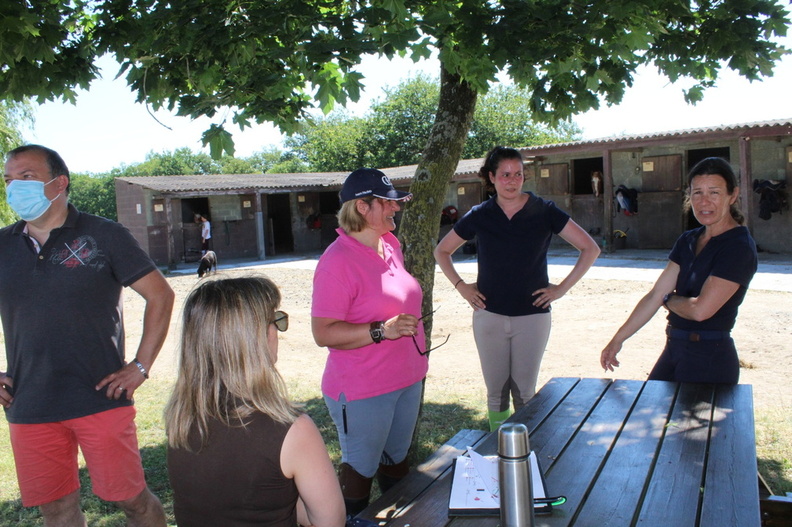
top-left (448, 450), bottom-right (551, 516)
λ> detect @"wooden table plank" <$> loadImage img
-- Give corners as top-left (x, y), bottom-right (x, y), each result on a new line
top-left (469, 377), bottom-right (585, 460)
top-left (358, 428), bottom-right (488, 523)
top-left (637, 382), bottom-right (714, 525)
top-left (444, 378), bottom-right (588, 527)
top-left (447, 378), bottom-right (620, 527)
top-left (536, 379), bottom-right (644, 527)
top-left (388, 377), bottom-right (584, 527)
top-left (381, 470), bottom-right (463, 527)
top-left (700, 384), bottom-right (760, 527)
top-left (375, 378), bottom-right (759, 527)
top-left (448, 514), bottom-right (499, 526)
top-left (520, 378), bottom-right (613, 469)
top-left (512, 377), bottom-right (582, 435)
top-left (570, 380), bottom-right (677, 525)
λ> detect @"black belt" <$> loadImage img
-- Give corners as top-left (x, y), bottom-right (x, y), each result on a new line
top-left (666, 326), bottom-right (730, 342)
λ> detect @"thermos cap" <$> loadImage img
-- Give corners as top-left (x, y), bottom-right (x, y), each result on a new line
top-left (498, 422), bottom-right (530, 458)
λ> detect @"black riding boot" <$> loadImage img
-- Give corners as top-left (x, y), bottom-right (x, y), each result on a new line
top-left (339, 462), bottom-right (373, 518)
top-left (376, 458), bottom-right (410, 494)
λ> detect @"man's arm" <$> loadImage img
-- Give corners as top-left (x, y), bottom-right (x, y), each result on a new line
top-left (0, 372), bottom-right (13, 408)
top-left (96, 269), bottom-right (175, 399)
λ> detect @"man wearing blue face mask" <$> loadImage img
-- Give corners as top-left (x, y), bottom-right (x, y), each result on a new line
top-left (0, 145), bottom-right (174, 526)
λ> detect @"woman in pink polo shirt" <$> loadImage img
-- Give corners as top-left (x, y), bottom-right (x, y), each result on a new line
top-left (312, 168), bottom-right (428, 518)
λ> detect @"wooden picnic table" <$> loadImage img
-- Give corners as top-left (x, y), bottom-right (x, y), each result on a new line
top-left (359, 377), bottom-right (760, 527)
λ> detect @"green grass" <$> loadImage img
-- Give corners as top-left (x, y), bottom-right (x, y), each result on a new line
top-left (0, 375), bottom-right (487, 526)
top-left (756, 406), bottom-right (792, 496)
top-left (1, 376), bottom-right (789, 526)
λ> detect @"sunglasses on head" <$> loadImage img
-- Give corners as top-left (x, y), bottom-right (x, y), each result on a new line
top-left (273, 311), bottom-right (289, 332)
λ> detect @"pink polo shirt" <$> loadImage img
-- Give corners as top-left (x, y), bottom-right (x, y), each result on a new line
top-left (312, 228), bottom-right (428, 401)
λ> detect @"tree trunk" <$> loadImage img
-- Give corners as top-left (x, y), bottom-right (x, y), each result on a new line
top-left (400, 66), bottom-right (478, 338)
top-left (399, 65), bottom-right (478, 459)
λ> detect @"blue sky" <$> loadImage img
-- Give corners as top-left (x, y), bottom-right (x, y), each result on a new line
top-left (28, 34), bottom-right (792, 173)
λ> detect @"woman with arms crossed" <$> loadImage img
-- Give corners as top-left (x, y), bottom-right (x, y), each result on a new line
top-left (435, 146), bottom-right (600, 431)
top-left (166, 277), bottom-right (344, 527)
top-left (601, 157), bottom-right (757, 383)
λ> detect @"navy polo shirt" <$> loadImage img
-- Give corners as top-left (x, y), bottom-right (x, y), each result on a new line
top-left (667, 225), bottom-right (757, 331)
top-left (454, 193), bottom-right (569, 316)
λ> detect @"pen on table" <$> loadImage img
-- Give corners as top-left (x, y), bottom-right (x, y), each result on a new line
top-left (535, 496), bottom-right (567, 506)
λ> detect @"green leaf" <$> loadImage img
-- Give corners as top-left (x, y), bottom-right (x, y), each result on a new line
top-left (201, 124), bottom-right (235, 160)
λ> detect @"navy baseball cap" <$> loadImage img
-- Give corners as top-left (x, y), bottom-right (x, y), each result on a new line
top-left (339, 168), bottom-right (413, 204)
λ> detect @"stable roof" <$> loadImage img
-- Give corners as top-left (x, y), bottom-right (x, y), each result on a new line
top-left (115, 118), bottom-right (792, 194)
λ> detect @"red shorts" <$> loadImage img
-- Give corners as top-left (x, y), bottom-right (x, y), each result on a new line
top-left (8, 406), bottom-right (146, 507)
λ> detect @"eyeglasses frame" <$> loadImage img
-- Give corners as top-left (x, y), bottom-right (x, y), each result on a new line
top-left (413, 307), bottom-right (450, 356)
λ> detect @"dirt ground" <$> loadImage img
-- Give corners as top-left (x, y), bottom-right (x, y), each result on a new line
top-left (144, 262), bottom-right (792, 414)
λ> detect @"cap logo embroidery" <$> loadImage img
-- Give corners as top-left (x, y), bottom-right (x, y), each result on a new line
top-left (381, 175), bottom-right (392, 186)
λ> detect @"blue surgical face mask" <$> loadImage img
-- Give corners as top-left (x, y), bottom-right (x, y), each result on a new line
top-left (6, 178), bottom-right (62, 222)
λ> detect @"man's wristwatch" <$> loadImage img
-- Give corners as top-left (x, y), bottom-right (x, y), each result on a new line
top-left (369, 321), bottom-right (385, 344)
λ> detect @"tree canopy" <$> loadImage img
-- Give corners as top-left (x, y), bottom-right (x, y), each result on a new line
top-left (4, 1), bottom-right (786, 155)
top-left (2, 0), bottom-right (788, 316)
top-left (69, 173), bottom-right (117, 221)
top-left (286, 75), bottom-right (581, 171)
top-left (107, 147), bottom-right (297, 177)
top-left (50, 147), bottom-right (310, 220)
top-left (0, 99), bottom-right (34, 226)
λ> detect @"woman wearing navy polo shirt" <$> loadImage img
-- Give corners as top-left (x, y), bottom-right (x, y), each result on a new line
top-left (601, 157), bottom-right (757, 384)
top-left (435, 146), bottom-right (600, 431)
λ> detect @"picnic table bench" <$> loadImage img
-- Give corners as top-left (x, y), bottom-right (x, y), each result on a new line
top-left (358, 428), bottom-right (489, 523)
top-left (358, 377), bottom-right (761, 527)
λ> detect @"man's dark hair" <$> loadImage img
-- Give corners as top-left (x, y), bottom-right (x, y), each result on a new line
top-left (7, 144), bottom-right (70, 193)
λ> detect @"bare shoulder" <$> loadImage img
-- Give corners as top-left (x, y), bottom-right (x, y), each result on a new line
top-left (281, 414), bottom-right (327, 478)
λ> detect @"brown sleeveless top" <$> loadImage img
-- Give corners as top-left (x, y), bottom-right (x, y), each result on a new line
top-left (168, 412), bottom-right (299, 526)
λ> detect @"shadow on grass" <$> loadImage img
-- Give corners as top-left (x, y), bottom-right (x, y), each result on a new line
top-left (759, 457), bottom-right (792, 495)
top-left (0, 398), bottom-right (484, 526)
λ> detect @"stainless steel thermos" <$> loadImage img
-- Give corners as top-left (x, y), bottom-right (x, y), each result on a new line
top-left (498, 423), bottom-right (535, 527)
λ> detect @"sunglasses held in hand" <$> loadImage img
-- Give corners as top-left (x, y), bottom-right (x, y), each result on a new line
top-left (413, 307), bottom-right (450, 355)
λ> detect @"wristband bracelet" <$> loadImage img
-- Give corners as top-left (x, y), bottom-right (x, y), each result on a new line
top-left (132, 358), bottom-right (149, 379)
top-left (454, 278), bottom-right (464, 289)
top-left (662, 292), bottom-right (675, 309)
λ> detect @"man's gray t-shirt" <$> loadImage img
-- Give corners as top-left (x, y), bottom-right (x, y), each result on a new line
top-left (0, 204), bottom-right (156, 424)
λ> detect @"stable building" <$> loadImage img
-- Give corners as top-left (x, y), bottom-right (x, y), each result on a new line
top-left (116, 118), bottom-right (791, 267)
top-left (513, 118), bottom-right (791, 253)
top-left (115, 160), bottom-right (483, 267)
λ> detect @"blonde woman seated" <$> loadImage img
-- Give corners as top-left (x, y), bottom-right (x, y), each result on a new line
top-left (165, 276), bottom-right (345, 527)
